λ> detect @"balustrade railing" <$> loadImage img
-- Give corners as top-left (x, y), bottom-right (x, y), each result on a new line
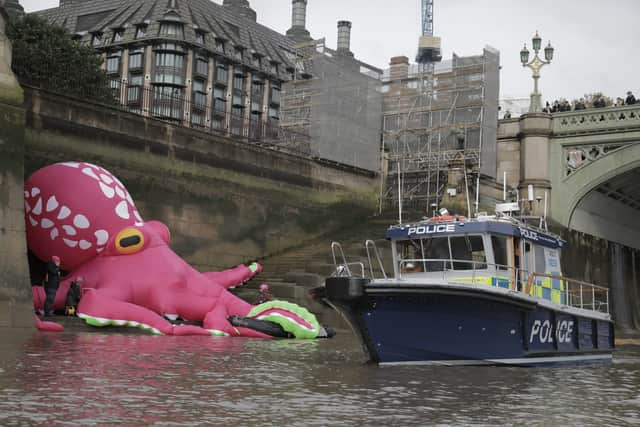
top-left (553, 103), bottom-right (640, 135)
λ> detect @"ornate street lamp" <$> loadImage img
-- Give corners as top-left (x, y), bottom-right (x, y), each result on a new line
top-left (520, 31), bottom-right (554, 113)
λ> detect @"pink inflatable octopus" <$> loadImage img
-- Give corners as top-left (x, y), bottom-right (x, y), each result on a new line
top-left (26, 162), bottom-right (320, 338)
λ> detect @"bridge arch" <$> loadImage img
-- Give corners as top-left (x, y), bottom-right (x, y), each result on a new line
top-left (556, 143), bottom-right (640, 250)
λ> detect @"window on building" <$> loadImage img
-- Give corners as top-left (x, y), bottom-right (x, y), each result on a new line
top-left (234, 47), bottom-right (244, 62)
top-left (112, 29), bottom-right (124, 43)
top-left (195, 30), bottom-right (205, 45)
top-left (159, 22), bottom-right (184, 39)
top-left (269, 84), bottom-right (281, 106)
top-left (153, 43), bottom-right (185, 85)
top-left (109, 77), bottom-right (121, 101)
top-left (106, 51), bottom-right (121, 75)
top-left (232, 72), bottom-right (245, 108)
top-left (213, 86), bottom-right (227, 115)
top-left (128, 47), bottom-right (144, 71)
top-left (135, 25), bottom-right (147, 39)
top-left (270, 62), bottom-right (278, 75)
top-left (268, 106), bottom-right (279, 120)
top-left (215, 63), bottom-right (228, 85)
top-left (127, 74), bottom-right (144, 105)
top-left (251, 80), bottom-right (263, 113)
top-left (215, 39), bottom-right (225, 53)
top-left (231, 106), bottom-right (244, 135)
top-left (233, 73), bottom-right (245, 92)
top-left (252, 55), bottom-right (261, 69)
top-left (194, 55), bottom-right (208, 78)
top-left (152, 86), bottom-right (184, 121)
top-left (91, 33), bottom-right (103, 47)
top-left (191, 79), bottom-right (207, 109)
top-left (191, 79), bottom-right (207, 127)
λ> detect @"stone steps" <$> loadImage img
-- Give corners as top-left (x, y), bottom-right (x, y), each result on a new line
top-left (230, 214), bottom-right (399, 331)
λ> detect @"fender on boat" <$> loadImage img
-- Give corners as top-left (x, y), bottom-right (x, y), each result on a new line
top-left (325, 277), bottom-right (369, 302)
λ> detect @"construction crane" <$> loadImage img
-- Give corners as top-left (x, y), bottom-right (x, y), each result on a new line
top-left (416, 0), bottom-right (442, 64)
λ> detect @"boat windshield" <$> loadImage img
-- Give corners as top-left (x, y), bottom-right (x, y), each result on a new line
top-left (397, 235), bottom-right (487, 272)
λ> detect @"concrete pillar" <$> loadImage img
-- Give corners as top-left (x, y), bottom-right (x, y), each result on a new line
top-left (611, 243), bottom-right (632, 332)
top-left (183, 49), bottom-right (194, 127)
top-left (244, 71), bottom-right (252, 137)
top-left (262, 79), bottom-right (270, 127)
top-left (225, 63), bottom-right (234, 135)
top-left (206, 57), bottom-right (215, 131)
top-left (142, 45), bottom-right (153, 117)
top-left (120, 48), bottom-right (129, 105)
top-left (0, 4), bottom-right (34, 329)
top-left (518, 113), bottom-right (552, 217)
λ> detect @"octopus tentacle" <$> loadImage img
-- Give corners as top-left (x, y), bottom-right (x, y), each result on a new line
top-left (248, 301), bottom-right (321, 339)
top-left (78, 290), bottom-right (210, 336)
top-left (202, 262), bottom-right (262, 289)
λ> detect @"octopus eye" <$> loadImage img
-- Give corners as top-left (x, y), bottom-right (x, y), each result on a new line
top-left (115, 228), bottom-right (145, 255)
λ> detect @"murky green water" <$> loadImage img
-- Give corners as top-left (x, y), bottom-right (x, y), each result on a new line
top-left (0, 328), bottom-right (638, 426)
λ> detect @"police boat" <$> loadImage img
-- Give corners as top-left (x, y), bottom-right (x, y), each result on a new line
top-left (322, 212), bottom-right (614, 366)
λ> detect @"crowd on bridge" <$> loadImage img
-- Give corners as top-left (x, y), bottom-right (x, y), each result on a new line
top-left (543, 90), bottom-right (637, 113)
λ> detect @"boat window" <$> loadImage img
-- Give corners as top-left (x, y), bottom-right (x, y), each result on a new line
top-left (534, 245), bottom-right (546, 274)
top-left (397, 236), bottom-right (486, 273)
top-left (398, 239), bottom-right (426, 273)
top-left (492, 236), bottom-right (509, 271)
top-left (450, 236), bottom-right (486, 270)
top-left (421, 237), bottom-right (450, 271)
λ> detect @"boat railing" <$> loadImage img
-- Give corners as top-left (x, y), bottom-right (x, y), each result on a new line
top-left (525, 273), bottom-right (610, 314)
top-left (397, 258), bottom-right (610, 314)
top-left (398, 258), bottom-right (517, 285)
top-left (365, 240), bottom-right (388, 279)
top-left (330, 241), bottom-right (365, 278)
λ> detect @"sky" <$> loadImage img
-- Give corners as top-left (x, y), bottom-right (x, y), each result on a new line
top-left (19, 0), bottom-right (640, 106)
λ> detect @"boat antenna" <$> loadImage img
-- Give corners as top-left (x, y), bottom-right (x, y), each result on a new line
top-left (463, 160), bottom-right (471, 219)
top-left (503, 171), bottom-right (507, 201)
top-left (541, 190), bottom-right (548, 230)
top-left (474, 173), bottom-right (480, 217)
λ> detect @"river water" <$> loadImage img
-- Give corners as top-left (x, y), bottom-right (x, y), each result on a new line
top-left (0, 328), bottom-right (639, 426)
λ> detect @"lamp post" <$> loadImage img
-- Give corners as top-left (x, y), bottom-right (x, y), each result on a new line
top-left (520, 31), bottom-right (554, 113)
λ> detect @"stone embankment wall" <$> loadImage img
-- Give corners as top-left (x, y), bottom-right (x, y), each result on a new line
top-left (0, 4), bottom-right (33, 328)
top-left (23, 88), bottom-right (379, 274)
top-left (559, 229), bottom-right (640, 334)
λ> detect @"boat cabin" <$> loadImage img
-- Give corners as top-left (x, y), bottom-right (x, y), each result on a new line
top-left (385, 216), bottom-right (568, 304)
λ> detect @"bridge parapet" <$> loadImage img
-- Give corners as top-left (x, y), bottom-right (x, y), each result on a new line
top-left (552, 104), bottom-right (640, 136)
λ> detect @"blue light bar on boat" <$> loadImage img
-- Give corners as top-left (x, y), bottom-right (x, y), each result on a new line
top-left (385, 220), bottom-right (566, 249)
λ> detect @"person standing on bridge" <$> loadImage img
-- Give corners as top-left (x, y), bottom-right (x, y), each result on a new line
top-left (43, 255), bottom-right (61, 317)
top-left (626, 91), bottom-right (636, 105)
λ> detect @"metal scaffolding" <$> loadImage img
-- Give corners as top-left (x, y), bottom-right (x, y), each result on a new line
top-left (381, 52), bottom-right (497, 216)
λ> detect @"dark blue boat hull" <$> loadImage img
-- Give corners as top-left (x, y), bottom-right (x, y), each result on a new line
top-left (326, 279), bottom-right (614, 366)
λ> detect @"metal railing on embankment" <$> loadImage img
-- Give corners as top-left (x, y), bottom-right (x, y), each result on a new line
top-left (22, 79), bottom-right (312, 158)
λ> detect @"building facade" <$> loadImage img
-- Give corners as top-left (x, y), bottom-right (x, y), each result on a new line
top-left (36, 0), bottom-right (306, 141)
top-left (380, 47), bottom-right (500, 213)
top-left (280, 19), bottom-right (383, 172)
